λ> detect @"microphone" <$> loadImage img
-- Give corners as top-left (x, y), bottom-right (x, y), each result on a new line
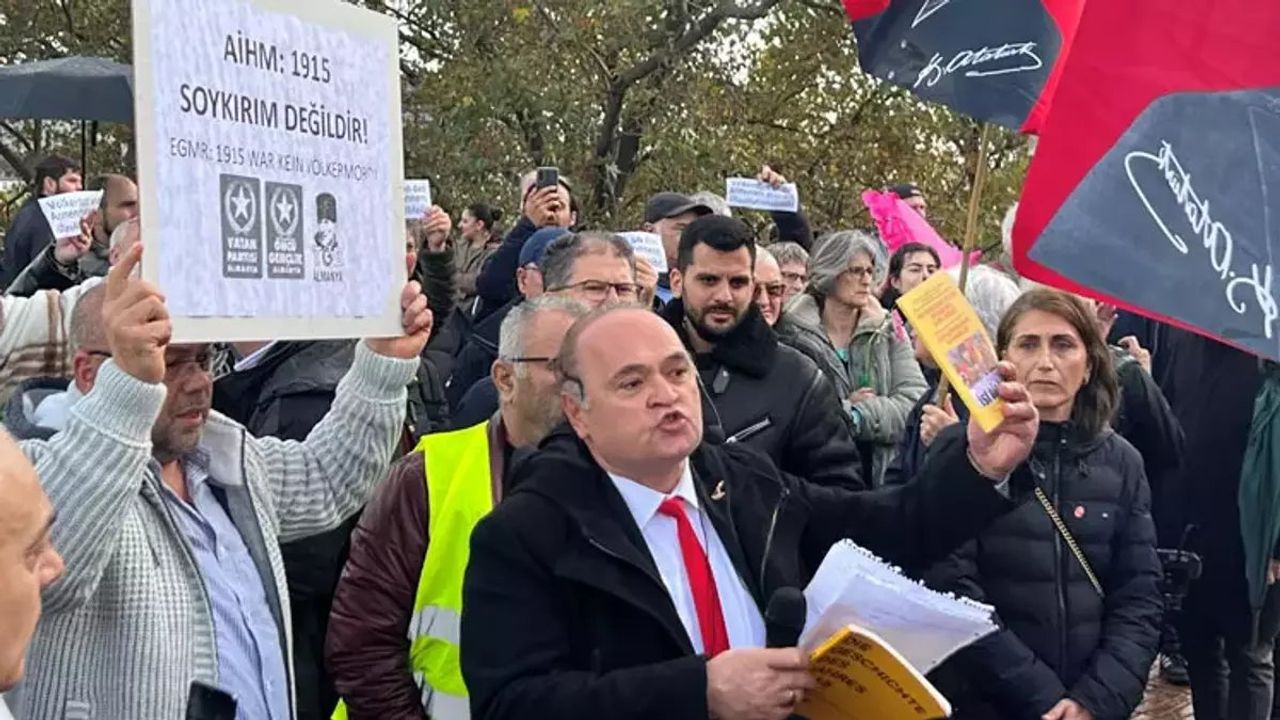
top-left (695, 370), bottom-right (728, 444)
top-left (764, 587), bottom-right (807, 648)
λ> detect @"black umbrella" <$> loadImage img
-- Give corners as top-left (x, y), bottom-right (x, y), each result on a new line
top-left (0, 56), bottom-right (134, 171)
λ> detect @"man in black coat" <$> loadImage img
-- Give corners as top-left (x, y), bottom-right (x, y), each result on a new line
top-left (460, 306), bottom-right (1041, 720)
top-left (0, 156), bottom-right (83, 290)
top-left (663, 215), bottom-right (864, 489)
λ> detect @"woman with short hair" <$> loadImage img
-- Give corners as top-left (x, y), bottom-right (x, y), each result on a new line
top-left (776, 230), bottom-right (926, 486)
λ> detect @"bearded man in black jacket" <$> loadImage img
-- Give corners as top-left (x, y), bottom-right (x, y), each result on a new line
top-left (661, 215), bottom-right (863, 489)
top-left (460, 306), bottom-right (1041, 720)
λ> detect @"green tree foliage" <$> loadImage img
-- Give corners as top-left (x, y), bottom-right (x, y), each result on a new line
top-left (0, 0), bottom-right (1028, 252)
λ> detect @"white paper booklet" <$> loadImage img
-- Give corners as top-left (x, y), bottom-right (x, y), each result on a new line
top-left (801, 539), bottom-right (999, 674)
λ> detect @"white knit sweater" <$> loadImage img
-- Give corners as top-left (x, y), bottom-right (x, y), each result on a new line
top-left (15, 342), bottom-right (416, 720)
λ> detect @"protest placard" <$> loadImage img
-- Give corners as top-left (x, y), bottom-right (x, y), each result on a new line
top-left (404, 179), bottom-right (432, 222)
top-left (617, 231), bottom-right (667, 274)
top-left (725, 177), bottom-right (800, 213)
top-left (38, 191), bottom-right (102, 240)
top-left (132, 0), bottom-right (404, 341)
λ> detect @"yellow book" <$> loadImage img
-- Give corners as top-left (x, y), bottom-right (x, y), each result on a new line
top-left (895, 272), bottom-right (1005, 432)
top-left (797, 624), bottom-right (951, 720)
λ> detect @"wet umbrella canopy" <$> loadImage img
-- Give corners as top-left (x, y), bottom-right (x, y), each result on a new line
top-left (0, 56), bottom-right (133, 171)
top-left (0, 56), bottom-right (133, 123)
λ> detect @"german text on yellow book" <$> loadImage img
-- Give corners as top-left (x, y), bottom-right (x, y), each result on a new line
top-left (797, 624), bottom-right (950, 720)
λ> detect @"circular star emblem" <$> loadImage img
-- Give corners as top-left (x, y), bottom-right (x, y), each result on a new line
top-left (269, 186), bottom-right (299, 237)
top-left (223, 179), bottom-right (257, 235)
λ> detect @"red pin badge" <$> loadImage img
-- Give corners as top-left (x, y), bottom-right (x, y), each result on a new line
top-left (1074, 505), bottom-right (1086, 519)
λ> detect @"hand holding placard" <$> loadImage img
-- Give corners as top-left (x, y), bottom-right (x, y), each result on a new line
top-left (404, 180), bottom-right (432, 222)
top-left (365, 276), bottom-right (432, 360)
top-left (38, 191), bottom-right (103, 240)
top-left (725, 177), bottom-right (800, 213)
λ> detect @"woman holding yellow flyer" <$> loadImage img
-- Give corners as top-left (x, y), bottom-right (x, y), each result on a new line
top-left (925, 289), bottom-right (1162, 720)
top-left (777, 230), bottom-right (927, 487)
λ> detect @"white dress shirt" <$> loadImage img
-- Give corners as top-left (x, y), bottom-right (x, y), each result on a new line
top-left (609, 463), bottom-right (767, 652)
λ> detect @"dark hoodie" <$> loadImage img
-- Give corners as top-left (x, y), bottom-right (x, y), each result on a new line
top-left (658, 298), bottom-right (864, 489)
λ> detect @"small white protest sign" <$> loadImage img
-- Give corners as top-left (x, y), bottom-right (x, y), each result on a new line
top-left (404, 179), bottom-right (432, 221)
top-left (133, 0), bottom-right (404, 342)
top-left (725, 178), bottom-right (800, 213)
top-left (618, 231), bottom-right (667, 274)
top-left (38, 191), bottom-right (102, 239)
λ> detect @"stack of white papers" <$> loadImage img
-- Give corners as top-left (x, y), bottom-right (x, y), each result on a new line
top-left (801, 540), bottom-right (998, 674)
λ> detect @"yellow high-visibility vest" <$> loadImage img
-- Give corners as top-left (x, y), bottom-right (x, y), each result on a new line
top-left (333, 421), bottom-right (493, 720)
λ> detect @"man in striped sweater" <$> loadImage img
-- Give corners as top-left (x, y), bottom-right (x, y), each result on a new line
top-left (13, 243), bottom-right (432, 720)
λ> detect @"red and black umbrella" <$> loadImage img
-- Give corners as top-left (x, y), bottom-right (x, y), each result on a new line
top-left (1012, 0), bottom-right (1280, 361)
top-left (842, 0), bottom-right (1082, 133)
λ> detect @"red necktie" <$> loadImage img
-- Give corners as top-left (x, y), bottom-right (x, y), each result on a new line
top-left (657, 497), bottom-right (730, 657)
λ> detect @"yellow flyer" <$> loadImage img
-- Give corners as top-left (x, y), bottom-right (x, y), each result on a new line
top-left (895, 272), bottom-right (1005, 432)
top-left (797, 625), bottom-right (951, 720)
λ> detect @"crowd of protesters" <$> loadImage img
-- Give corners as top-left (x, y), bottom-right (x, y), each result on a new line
top-left (0, 153), bottom-right (1273, 720)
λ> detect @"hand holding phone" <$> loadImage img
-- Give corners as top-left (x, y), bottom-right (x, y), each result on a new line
top-left (536, 166), bottom-right (559, 190)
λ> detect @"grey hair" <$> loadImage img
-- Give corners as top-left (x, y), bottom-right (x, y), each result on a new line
top-left (109, 217), bottom-right (137, 251)
top-left (947, 265), bottom-right (1023, 338)
top-left (807, 230), bottom-right (888, 296)
top-left (770, 241), bottom-right (809, 268)
top-left (1001, 202), bottom-right (1018, 260)
top-left (540, 231), bottom-right (636, 290)
top-left (498, 295), bottom-right (589, 376)
top-left (69, 283), bottom-right (108, 352)
top-left (689, 191), bottom-right (733, 218)
top-left (755, 245), bottom-right (777, 269)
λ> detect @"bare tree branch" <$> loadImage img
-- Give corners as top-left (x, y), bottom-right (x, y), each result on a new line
top-left (369, 0), bottom-right (455, 65)
top-left (0, 122), bottom-right (33, 153)
top-left (616, 0), bottom-right (783, 88)
top-left (531, 3), bottom-right (613, 80)
top-left (0, 140), bottom-right (32, 183)
top-left (55, 0), bottom-right (88, 45)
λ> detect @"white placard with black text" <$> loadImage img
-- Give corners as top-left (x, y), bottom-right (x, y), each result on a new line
top-left (38, 191), bottom-right (102, 240)
top-left (404, 180), bottom-right (432, 222)
top-left (725, 178), bottom-right (800, 213)
top-left (617, 231), bottom-right (667, 274)
top-left (133, 0), bottom-right (404, 341)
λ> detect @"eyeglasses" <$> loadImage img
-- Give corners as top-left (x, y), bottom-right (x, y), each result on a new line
top-left (781, 271), bottom-right (807, 284)
top-left (844, 266), bottom-right (876, 280)
top-left (503, 356), bottom-right (554, 364)
top-left (549, 280), bottom-right (641, 302)
top-left (85, 350), bottom-right (214, 379)
top-left (754, 283), bottom-right (785, 299)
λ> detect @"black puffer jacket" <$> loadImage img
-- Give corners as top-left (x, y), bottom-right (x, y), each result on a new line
top-left (926, 422), bottom-right (1162, 720)
top-left (659, 299), bottom-right (863, 489)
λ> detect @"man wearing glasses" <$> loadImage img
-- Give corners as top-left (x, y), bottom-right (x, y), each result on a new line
top-left (448, 231), bottom-right (643, 428)
top-left (326, 296), bottom-right (588, 720)
top-left (13, 242), bottom-right (431, 720)
top-left (752, 246), bottom-right (786, 327)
